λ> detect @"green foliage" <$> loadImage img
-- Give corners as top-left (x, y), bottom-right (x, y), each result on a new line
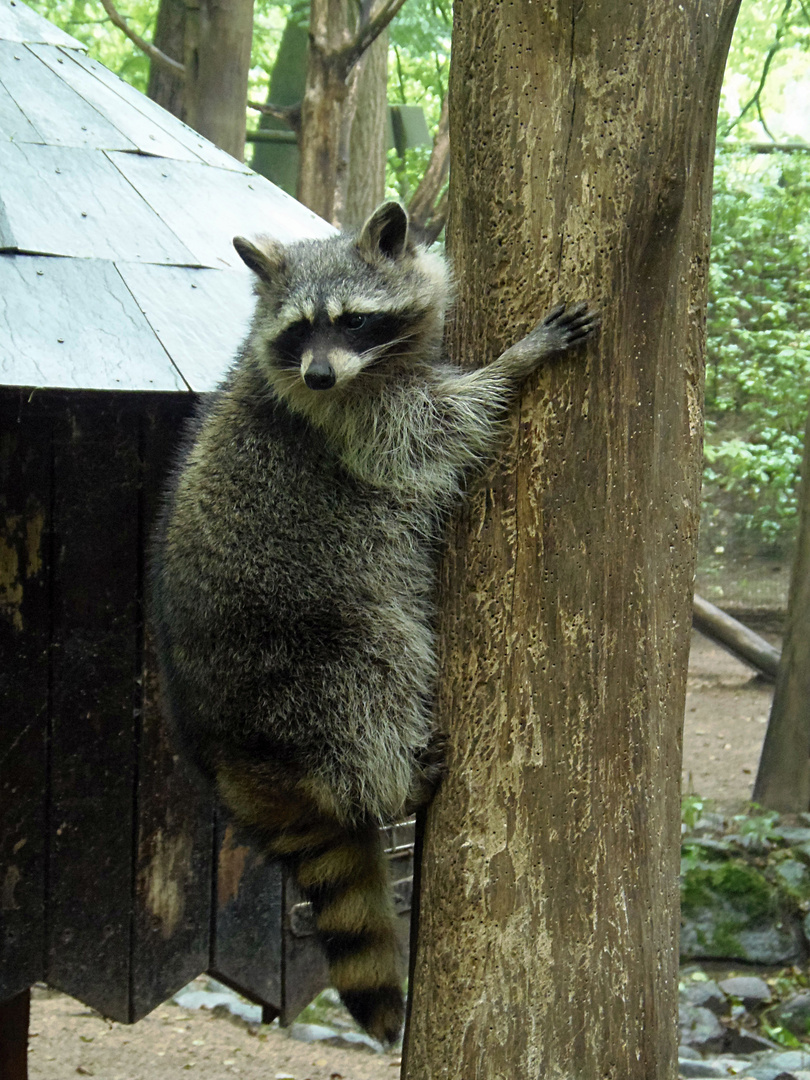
top-left (25, 0), bottom-right (154, 88)
top-left (385, 0), bottom-right (450, 202)
top-left (682, 860), bottom-right (777, 918)
top-left (681, 795), bottom-right (706, 831)
top-left (704, 145), bottom-right (810, 551)
top-left (762, 1022), bottom-right (804, 1047)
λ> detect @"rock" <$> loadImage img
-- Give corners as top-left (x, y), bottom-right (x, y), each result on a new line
top-left (726, 832), bottom-right (775, 855)
top-left (678, 1004), bottom-right (726, 1053)
top-left (681, 859), bottom-right (804, 965)
top-left (690, 812), bottom-right (728, 835)
top-left (678, 1044), bottom-right (703, 1060)
top-left (681, 979), bottom-right (728, 1016)
top-left (766, 1050), bottom-right (810, 1072)
top-left (773, 859), bottom-right (810, 899)
top-left (769, 991), bottom-right (810, 1036)
top-left (681, 909), bottom-right (803, 965)
top-left (718, 975), bottom-right (773, 1007)
top-left (774, 827), bottom-right (810, 846)
top-left (289, 1022), bottom-right (381, 1051)
top-left (743, 1070), bottom-right (801, 1080)
top-left (677, 1060), bottom-right (728, 1078)
top-left (724, 1027), bottom-right (781, 1054)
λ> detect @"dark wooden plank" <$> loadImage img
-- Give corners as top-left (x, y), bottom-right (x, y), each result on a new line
top-left (0, 141), bottom-right (197, 264)
top-left (27, 44), bottom-right (202, 161)
top-left (46, 398), bottom-right (141, 1022)
top-left (0, 988), bottom-right (30, 1080)
top-left (0, 41), bottom-right (136, 150)
top-left (131, 399), bottom-right (215, 1021)
top-left (0, 391), bottom-right (51, 1000)
top-left (0, 255), bottom-right (187, 392)
top-left (0, 0), bottom-right (82, 47)
top-left (63, 49), bottom-right (253, 174)
top-left (107, 152), bottom-right (333, 270)
top-left (281, 869), bottom-right (330, 1025)
top-left (116, 265), bottom-right (256, 392)
top-left (209, 813), bottom-right (284, 1013)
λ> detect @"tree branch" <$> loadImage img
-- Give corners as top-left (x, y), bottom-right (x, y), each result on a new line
top-left (724, 0), bottom-right (792, 137)
top-left (247, 99), bottom-right (302, 134)
top-left (344, 0), bottom-right (408, 69)
top-left (98, 0), bottom-right (185, 75)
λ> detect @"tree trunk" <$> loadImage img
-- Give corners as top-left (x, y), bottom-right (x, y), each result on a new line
top-left (297, 0), bottom-right (352, 222)
top-left (341, 29), bottom-right (387, 228)
top-left (402, 2), bottom-right (739, 1078)
top-left (146, 0), bottom-right (186, 119)
top-left (184, 0), bottom-right (253, 160)
top-left (250, 12), bottom-right (308, 194)
top-left (753, 407), bottom-right (810, 811)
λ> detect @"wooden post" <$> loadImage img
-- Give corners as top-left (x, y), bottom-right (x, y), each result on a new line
top-left (0, 990), bottom-right (30, 1080)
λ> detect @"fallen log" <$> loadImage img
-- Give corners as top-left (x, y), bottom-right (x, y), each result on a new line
top-left (692, 593), bottom-right (781, 681)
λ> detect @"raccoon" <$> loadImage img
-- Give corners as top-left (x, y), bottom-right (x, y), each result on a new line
top-left (150, 201), bottom-right (598, 1046)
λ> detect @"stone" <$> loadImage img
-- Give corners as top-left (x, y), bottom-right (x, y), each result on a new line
top-left (770, 991), bottom-right (810, 1036)
top-left (773, 859), bottom-right (810, 899)
top-left (681, 909), bottom-right (803, 965)
top-left (724, 1027), bottom-right (781, 1054)
top-left (681, 859), bottom-right (804, 965)
top-left (678, 1004), bottom-right (726, 1053)
top-left (681, 978), bottom-right (728, 1016)
top-left (718, 975), bottom-right (773, 1007)
top-left (678, 1044), bottom-right (703, 1060)
top-left (677, 1061), bottom-right (728, 1078)
top-left (766, 1051), bottom-right (810, 1072)
top-left (774, 827), bottom-right (810, 846)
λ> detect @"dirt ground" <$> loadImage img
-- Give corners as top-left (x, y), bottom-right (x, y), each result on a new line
top-left (25, 626), bottom-right (780, 1080)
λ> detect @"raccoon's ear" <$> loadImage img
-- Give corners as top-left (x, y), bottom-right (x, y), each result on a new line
top-left (357, 202), bottom-right (412, 262)
top-left (233, 236), bottom-right (286, 285)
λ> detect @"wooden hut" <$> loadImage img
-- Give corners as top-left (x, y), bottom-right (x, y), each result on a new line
top-left (0, 1), bottom-right (414, 1069)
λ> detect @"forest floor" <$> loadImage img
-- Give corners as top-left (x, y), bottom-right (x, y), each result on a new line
top-left (26, 557), bottom-right (788, 1080)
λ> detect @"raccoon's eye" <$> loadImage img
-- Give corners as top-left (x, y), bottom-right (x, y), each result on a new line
top-left (340, 313), bottom-right (367, 331)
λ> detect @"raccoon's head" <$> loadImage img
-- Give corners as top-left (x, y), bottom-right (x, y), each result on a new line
top-left (234, 203), bottom-right (450, 408)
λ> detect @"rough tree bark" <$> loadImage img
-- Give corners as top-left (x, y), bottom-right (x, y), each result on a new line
top-left (402, 2), bottom-right (740, 1079)
top-left (297, 0), bottom-right (405, 223)
top-left (753, 406), bottom-right (810, 811)
top-left (105, 0), bottom-right (252, 158)
top-left (146, 0), bottom-right (186, 118)
top-left (342, 29), bottom-right (388, 227)
top-left (183, 0), bottom-right (253, 160)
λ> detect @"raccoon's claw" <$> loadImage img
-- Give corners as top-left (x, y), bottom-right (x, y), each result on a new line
top-left (538, 301), bottom-right (600, 352)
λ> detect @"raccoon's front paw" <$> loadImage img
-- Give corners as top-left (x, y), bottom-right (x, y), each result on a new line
top-left (534, 301), bottom-right (600, 353)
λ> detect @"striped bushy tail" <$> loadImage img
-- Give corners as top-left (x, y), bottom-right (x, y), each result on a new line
top-left (296, 822), bottom-right (404, 1045)
top-left (216, 765), bottom-right (404, 1046)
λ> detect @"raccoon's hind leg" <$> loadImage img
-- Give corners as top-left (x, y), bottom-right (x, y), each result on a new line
top-left (216, 762), bottom-right (404, 1047)
top-left (404, 733), bottom-right (447, 815)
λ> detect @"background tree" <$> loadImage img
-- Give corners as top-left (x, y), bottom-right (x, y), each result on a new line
top-left (753, 413), bottom-right (810, 810)
top-left (401, 1), bottom-right (739, 1076)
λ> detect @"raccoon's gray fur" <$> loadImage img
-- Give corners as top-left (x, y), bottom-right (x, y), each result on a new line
top-left (150, 201), bottom-right (598, 1045)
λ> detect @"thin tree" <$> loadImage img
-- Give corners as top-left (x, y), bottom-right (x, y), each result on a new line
top-left (753, 404), bottom-right (810, 812)
top-left (402, 1), bottom-right (740, 1077)
top-left (99, 0), bottom-right (252, 159)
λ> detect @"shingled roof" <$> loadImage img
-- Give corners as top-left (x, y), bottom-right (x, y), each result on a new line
top-left (0, 0), bottom-right (332, 392)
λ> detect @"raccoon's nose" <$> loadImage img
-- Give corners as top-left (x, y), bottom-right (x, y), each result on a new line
top-left (304, 360), bottom-right (336, 390)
